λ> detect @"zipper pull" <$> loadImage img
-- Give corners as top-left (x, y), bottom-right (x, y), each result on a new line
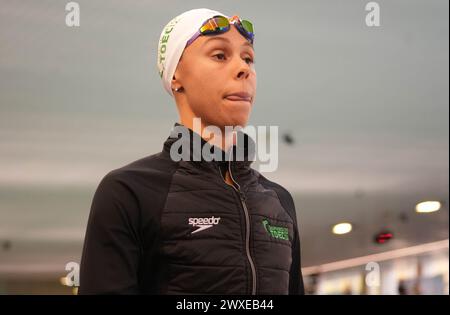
top-left (239, 190), bottom-right (246, 202)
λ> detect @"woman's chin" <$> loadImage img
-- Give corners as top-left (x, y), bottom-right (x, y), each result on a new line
top-left (221, 100), bottom-right (251, 124)
top-left (224, 113), bottom-right (251, 128)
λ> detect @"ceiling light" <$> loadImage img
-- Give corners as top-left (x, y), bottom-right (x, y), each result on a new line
top-left (332, 222), bottom-right (352, 235)
top-left (416, 201), bottom-right (441, 213)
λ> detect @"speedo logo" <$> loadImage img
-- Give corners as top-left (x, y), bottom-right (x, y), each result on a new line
top-left (188, 216), bottom-right (221, 234)
top-left (262, 219), bottom-right (289, 241)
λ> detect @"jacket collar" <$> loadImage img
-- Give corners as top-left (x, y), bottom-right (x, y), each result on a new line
top-left (163, 122), bottom-right (255, 169)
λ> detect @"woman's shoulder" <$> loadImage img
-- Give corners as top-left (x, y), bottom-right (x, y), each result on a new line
top-left (93, 151), bottom-right (179, 207)
top-left (102, 150), bottom-right (177, 184)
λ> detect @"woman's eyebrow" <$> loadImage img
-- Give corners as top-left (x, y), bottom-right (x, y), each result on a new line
top-left (202, 37), bottom-right (254, 50)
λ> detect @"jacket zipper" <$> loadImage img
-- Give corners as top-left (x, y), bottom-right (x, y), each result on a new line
top-left (218, 162), bottom-right (257, 295)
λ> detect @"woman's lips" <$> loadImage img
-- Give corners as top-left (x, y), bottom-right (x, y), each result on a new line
top-left (224, 95), bottom-right (252, 102)
top-left (224, 91), bottom-right (252, 103)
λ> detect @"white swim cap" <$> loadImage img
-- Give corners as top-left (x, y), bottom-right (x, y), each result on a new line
top-left (157, 8), bottom-right (229, 97)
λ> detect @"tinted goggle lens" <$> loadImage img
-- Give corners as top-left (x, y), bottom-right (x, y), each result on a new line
top-left (200, 16), bottom-right (229, 33)
top-left (240, 19), bottom-right (254, 34)
top-left (200, 15), bottom-right (254, 43)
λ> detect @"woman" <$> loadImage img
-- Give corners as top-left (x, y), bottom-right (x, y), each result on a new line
top-left (79, 8), bottom-right (304, 295)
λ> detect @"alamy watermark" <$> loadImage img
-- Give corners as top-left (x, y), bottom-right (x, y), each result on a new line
top-left (365, 261), bottom-right (381, 288)
top-left (65, 2), bottom-right (80, 27)
top-left (63, 261), bottom-right (79, 287)
top-left (169, 118), bottom-right (279, 172)
top-left (365, 2), bottom-right (380, 27)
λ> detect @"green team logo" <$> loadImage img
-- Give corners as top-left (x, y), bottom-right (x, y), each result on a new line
top-left (262, 219), bottom-right (289, 241)
top-left (158, 17), bottom-right (180, 78)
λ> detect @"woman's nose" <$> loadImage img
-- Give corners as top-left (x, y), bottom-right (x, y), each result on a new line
top-left (236, 59), bottom-right (251, 79)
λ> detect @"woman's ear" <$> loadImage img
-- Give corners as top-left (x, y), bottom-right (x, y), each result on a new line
top-left (171, 72), bottom-right (184, 92)
top-left (172, 55), bottom-right (184, 91)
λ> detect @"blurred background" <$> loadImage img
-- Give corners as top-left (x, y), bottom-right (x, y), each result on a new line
top-left (0, 0), bottom-right (448, 294)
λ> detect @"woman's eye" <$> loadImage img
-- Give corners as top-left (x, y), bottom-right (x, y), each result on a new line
top-left (213, 53), bottom-right (254, 64)
top-left (213, 53), bottom-right (226, 60)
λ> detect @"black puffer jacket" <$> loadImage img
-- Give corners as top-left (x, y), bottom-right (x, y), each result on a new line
top-left (79, 123), bottom-right (304, 294)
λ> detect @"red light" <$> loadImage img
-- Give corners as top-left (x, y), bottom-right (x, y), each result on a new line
top-left (375, 231), bottom-right (393, 244)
